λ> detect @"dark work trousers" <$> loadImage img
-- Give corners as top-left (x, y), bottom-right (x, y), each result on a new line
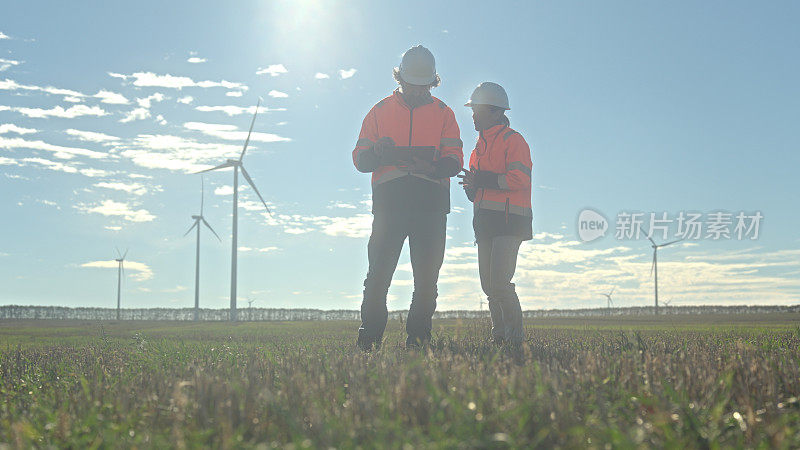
top-left (358, 212), bottom-right (447, 349)
top-left (477, 235), bottom-right (524, 344)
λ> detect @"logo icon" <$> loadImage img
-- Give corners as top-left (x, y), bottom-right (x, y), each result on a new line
top-left (578, 209), bottom-right (608, 242)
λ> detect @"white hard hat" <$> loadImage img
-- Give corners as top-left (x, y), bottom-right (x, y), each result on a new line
top-left (396, 45), bottom-right (437, 85)
top-left (465, 82), bottom-right (510, 110)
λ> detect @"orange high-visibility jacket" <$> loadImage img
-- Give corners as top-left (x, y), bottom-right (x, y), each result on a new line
top-left (468, 124), bottom-right (533, 220)
top-left (352, 90), bottom-right (463, 191)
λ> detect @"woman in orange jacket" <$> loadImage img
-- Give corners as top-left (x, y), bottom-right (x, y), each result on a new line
top-left (458, 82), bottom-right (532, 345)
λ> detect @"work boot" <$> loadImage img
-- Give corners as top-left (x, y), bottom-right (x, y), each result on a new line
top-left (405, 334), bottom-right (430, 349)
top-left (357, 330), bottom-right (380, 352)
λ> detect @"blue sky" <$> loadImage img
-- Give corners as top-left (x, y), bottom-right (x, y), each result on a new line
top-left (1, 0), bottom-right (798, 311)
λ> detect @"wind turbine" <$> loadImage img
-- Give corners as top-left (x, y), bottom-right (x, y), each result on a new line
top-left (599, 287), bottom-right (615, 310)
top-left (114, 247), bottom-right (128, 321)
top-left (196, 99), bottom-right (271, 322)
top-left (640, 227), bottom-right (685, 315)
top-left (184, 176), bottom-right (221, 321)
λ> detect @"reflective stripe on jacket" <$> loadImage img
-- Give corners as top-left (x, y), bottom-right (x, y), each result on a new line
top-left (468, 124), bottom-right (533, 219)
top-left (352, 90), bottom-right (463, 190)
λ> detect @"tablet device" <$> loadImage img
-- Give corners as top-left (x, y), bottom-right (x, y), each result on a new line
top-left (382, 146), bottom-right (436, 165)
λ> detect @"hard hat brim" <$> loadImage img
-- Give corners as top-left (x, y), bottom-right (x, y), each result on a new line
top-left (464, 101), bottom-right (510, 110)
top-left (396, 67), bottom-right (437, 86)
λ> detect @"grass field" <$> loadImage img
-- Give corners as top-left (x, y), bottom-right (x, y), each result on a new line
top-left (1, 314), bottom-right (799, 448)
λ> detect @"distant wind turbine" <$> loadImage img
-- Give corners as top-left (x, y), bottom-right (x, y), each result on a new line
top-left (184, 176), bottom-right (221, 321)
top-left (196, 99), bottom-right (271, 322)
top-left (114, 247), bottom-right (128, 321)
top-left (599, 287), bottom-right (615, 309)
top-left (640, 227), bottom-right (685, 315)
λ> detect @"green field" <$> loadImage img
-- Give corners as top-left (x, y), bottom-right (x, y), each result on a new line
top-left (2, 315), bottom-right (799, 448)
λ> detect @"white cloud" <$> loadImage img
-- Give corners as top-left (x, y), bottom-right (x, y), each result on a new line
top-left (0, 79), bottom-right (87, 99)
top-left (338, 68), bottom-right (357, 79)
top-left (0, 135), bottom-right (108, 159)
top-left (77, 199), bottom-right (155, 222)
top-left (226, 91), bottom-right (243, 97)
top-left (183, 121), bottom-right (291, 143)
top-left (80, 259), bottom-right (153, 281)
top-left (156, 114), bottom-right (166, 125)
top-left (105, 226), bottom-right (122, 231)
top-left (63, 96), bottom-right (82, 103)
top-left (14, 104), bottom-right (107, 119)
top-left (65, 129), bottom-right (120, 143)
top-left (268, 90), bottom-right (288, 98)
top-left (94, 89), bottom-right (129, 104)
top-left (108, 72), bottom-right (128, 80)
top-left (177, 96), bottom-right (193, 104)
top-left (195, 105), bottom-right (286, 116)
top-left (125, 72), bottom-right (247, 90)
top-left (136, 92), bottom-right (165, 108)
top-left (0, 58), bottom-right (21, 72)
top-left (119, 107), bottom-right (151, 123)
top-left (94, 181), bottom-right (148, 196)
top-left (258, 247), bottom-right (279, 253)
top-left (0, 32), bottom-right (10, 40)
top-left (0, 124), bottom-right (37, 135)
top-left (187, 57), bottom-right (207, 64)
top-left (117, 134), bottom-right (242, 173)
top-left (256, 64), bottom-right (287, 76)
top-left (14, 156), bottom-right (110, 177)
top-left (215, 185), bottom-right (234, 196)
top-left (314, 72), bottom-right (330, 79)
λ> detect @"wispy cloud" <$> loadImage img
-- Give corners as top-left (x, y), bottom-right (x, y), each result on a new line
top-left (12, 104), bottom-right (107, 119)
top-left (94, 181), bottom-right (148, 196)
top-left (80, 259), bottom-right (153, 281)
top-left (338, 68), bottom-right (357, 79)
top-left (0, 123), bottom-right (37, 135)
top-left (256, 64), bottom-right (287, 77)
top-left (0, 78), bottom-right (87, 100)
top-left (268, 90), bottom-right (288, 98)
top-left (177, 96), bottom-right (193, 104)
top-left (187, 57), bottom-right (207, 64)
top-left (119, 108), bottom-right (151, 123)
top-left (226, 91), bottom-right (243, 97)
top-left (0, 135), bottom-right (108, 159)
top-left (0, 58), bottom-right (21, 72)
top-left (94, 89), bottom-right (129, 105)
top-left (6, 156), bottom-right (110, 177)
top-left (194, 105), bottom-right (286, 116)
top-left (65, 129), bottom-right (120, 143)
top-left (183, 122), bottom-right (290, 143)
top-left (0, 32), bottom-right (10, 40)
top-left (117, 72), bottom-right (248, 90)
top-left (76, 199), bottom-right (155, 222)
top-left (136, 92), bottom-right (165, 108)
top-left (314, 73), bottom-right (330, 79)
top-left (117, 134), bottom-right (243, 173)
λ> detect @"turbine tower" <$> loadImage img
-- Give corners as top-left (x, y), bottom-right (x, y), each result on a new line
top-left (640, 227), bottom-right (685, 315)
top-left (196, 99), bottom-right (271, 322)
top-left (114, 247), bottom-right (127, 321)
top-left (184, 176), bottom-right (221, 321)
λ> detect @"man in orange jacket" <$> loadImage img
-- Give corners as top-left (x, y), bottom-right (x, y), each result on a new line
top-left (352, 45), bottom-right (463, 350)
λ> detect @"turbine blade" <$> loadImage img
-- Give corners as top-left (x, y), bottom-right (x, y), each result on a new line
top-left (123, 248), bottom-right (128, 260)
top-left (184, 220), bottom-right (199, 237)
top-left (659, 237), bottom-right (686, 248)
top-left (201, 217), bottom-right (222, 241)
top-left (240, 165), bottom-right (271, 215)
top-left (115, 247), bottom-right (121, 259)
top-left (195, 161), bottom-right (235, 174)
top-left (639, 226), bottom-right (656, 245)
top-left (239, 99), bottom-right (261, 162)
top-left (610, 287), bottom-right (615, 295)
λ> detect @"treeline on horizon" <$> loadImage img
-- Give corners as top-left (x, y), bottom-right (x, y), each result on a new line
top-left (0, 304), bottom-right (798, 321)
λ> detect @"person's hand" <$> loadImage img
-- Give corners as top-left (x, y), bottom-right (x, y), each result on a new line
top-left (457, 168), bottom-right (475, 188)
top-left (405, 156), bottom-right (436, 176)
top-left (373, 137), bottom-right (395, 157)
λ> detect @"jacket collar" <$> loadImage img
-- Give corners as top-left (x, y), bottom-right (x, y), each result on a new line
top-left (479, 123), bottom-right (507, 139)
top-left (392, 88), bottom-right (434, 109)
